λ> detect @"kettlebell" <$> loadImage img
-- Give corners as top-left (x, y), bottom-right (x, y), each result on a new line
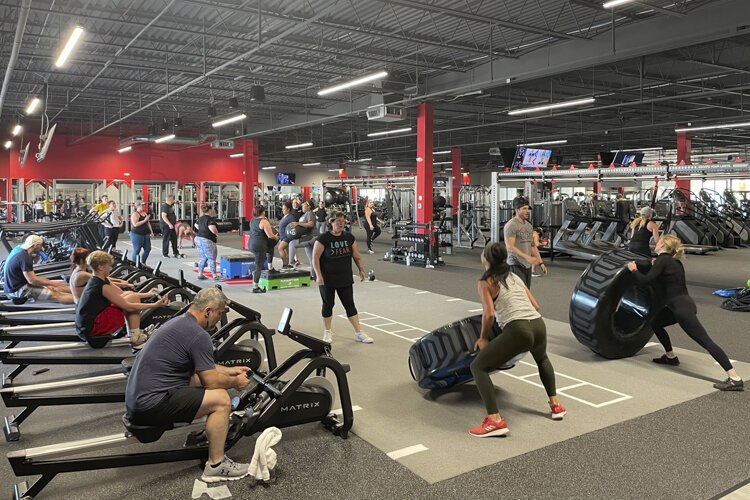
top-left (367, 270), bottom-right (376, 281)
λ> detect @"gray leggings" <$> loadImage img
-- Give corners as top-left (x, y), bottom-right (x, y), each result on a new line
top-left (470, 317), bottom-right (556, 414)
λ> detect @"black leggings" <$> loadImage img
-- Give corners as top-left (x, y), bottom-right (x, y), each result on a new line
top-left (250, 239), bottom-right (275, 285)
top-left (319, 284), bottom-right (358, 318)
top-left (104, 227), bottom-right (119, 250)
top-left (652, 295), bottom-right (733, 371)
top-left (364, 224), bottom-right (381, 250)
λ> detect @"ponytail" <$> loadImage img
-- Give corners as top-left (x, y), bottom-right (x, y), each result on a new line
top-left (629, 216), bottom-right (648, 230)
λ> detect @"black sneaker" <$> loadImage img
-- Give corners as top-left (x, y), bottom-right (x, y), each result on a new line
top-left (197, 275), bottom-right (208, 281)
top-left (162, 254), bottom-right (170, 258)
top-left (653, 354), bottom-right (680, 366)
top-left (252, 287), bottom-right (266, 294)
top-left (713, 378), bottom-right (744, 391)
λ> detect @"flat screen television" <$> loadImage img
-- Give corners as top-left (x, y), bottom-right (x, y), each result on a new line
top-left (613, 151), bottom-right (645, 166)
top-left (276, 172), bottom-right (296, 185)
top-left (511, 147), bottom-right (552, 170)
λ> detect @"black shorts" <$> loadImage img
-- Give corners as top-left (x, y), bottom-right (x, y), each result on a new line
top-left (130, 387), bottom-right (205, 426)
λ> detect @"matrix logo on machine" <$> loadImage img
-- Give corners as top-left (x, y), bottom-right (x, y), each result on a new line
top-left (280, 401), bottom-right (321, 413)
top-left (223, 358), bottom-right (257, 366)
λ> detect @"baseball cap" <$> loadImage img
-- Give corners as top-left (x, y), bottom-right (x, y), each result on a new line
top-left (639, 206), bottom-right (654, 218)
top-left (21, 235), bottom-right (43, 249)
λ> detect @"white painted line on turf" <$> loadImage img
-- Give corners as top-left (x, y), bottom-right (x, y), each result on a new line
top-left (340, 312), bottom-right (430, 342)
top-left (446, 298), bottom-right (462, 302)
top-left (387, 285), bottom-right (403, 288)
top-left (557, 382), bottom-right (587, 391)
top-left (387, 444), bottom-right (428, 460)
top-left (468, 308), bottom-right (483, 313)
top-left (331, 405), bottom-right (363, 416)
top-left (414, 291), bottom-right (430, 295)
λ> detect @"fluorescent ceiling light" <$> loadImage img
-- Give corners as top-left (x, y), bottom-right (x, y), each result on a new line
top-left (285, 142), bottom-right (313, 150)
top-left (212, 114), bottom-right (247, 128)
top-left (674, 121), bottom-right (750, 133)
top-left (508, 97), bottom-right (595, 116)
top-left (230, 153), bottom-right (244, 158)
top-left (367, 127), bottom-right (412, 138)
top-left (303, 162), bottom-right (321, 166)
top-left (117, 146), bottom-right (132, 153)
top-left (3, 140), bottom-right (11, 150)
top-left (348, 157), bottom-right (372, 163)
top-left (603, 0), bottom-right (635, 8)
top-left (433, 161), bottom-right (453, 165)
top-left (519, 139), bottom-right (568, 147)
top-left (25, 97), bottom-right (41, 115)
top-left (154, 134), bottom-right (175, 143)
top-left (262, 166), bottom-right (277, 170)
top-left (433, 150), bottom-right (452, 155)
top-left (318, 70), bottom-right (388, 96)
top-left (610, 146), bottom-right (664, 152)
top-left (11, 125), bottom-right (22, 136)
top-left (55, 26), bottom-right (84, 68)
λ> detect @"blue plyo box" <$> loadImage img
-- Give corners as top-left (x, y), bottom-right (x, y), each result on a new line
top-left (220, 254), bottom-right (255, 279)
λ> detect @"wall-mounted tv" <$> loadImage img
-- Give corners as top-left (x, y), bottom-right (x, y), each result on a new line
top-left (276, 172), bottom-right (296, 185)
top-left (613, 151), bottom-right (645, 166)
top-left (511, 147), bottom-right (552, 170)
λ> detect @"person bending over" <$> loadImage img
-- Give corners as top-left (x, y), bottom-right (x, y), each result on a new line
top-left (312, 211), bottom-right (373, 344)
top-left (130, 200), bottom-right (154, 265)
top-left (69, 248), bottom-right (154, 303)
top-left (363, 199), bottom-right (383, 254)
top-left (248, 205), bottom-right (279, 294)
top-left (3, 235), bottom-right (74, 304)
top-left (76, 251), bottom-right (168, 348)
top-left (503, 196), bottom-right (546, 288)
top-left (125, 288), bottom-right (252, 482)
top-left (287, 201), bottom-right (316, 275)
top-left (627, 206), bottom-right (660, 258)
top-left (161, 195), bottom-right (182, 258)
top-left (178, 222), bottom-right (196, 249)
top-left (626, 235), bottom-right (743, 391)
top-left (195, 205), bottom-right (222, 281)
top-left (469, 242), bottom-right (566, 437)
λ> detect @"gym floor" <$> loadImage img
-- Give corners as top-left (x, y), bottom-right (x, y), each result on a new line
top-left (1, 230), bottom-right (749, 499)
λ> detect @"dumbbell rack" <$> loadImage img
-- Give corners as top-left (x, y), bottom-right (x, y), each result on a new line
top-left (385, 221), bottom-right (444, 269)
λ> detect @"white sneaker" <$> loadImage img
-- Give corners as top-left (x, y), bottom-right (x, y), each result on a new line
top-left (323, 330), bottom-right (333, 343)
top-left (367, 249), bottom-right (375, 254)
top-left (201, 456), bottom-right (250, 482)
top-left (354, 331), bottom-right (373, 343)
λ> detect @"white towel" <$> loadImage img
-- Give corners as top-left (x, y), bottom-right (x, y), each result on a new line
top-left (248, 427), bottom-right (282, 481)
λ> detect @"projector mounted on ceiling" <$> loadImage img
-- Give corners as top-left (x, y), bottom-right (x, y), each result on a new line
top-left (366, 104), bottom-right (405, 122)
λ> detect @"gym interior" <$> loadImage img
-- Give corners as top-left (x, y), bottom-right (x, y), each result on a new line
top-left (1, 1), bottom-right (750, 499)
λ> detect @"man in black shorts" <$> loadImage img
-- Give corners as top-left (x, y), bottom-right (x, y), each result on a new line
top-left (125, 288), bottom-right (252, 482)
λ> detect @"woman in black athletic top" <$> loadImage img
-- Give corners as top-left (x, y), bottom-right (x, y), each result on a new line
top-left (248, 205), bottom-right (279, 293)
top-left (628, 206), bottom-right (660, 257)
top-left (627, 235), bottom-right (743, 391)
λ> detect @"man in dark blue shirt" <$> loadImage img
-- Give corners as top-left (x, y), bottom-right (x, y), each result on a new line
top-left (125, 288), bottom-right (252, 482)
top-left (2, 235), bottom-right (74, 303)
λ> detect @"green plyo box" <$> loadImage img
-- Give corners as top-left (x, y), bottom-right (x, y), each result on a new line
top-left (258, 275), bottom-right (312, 291)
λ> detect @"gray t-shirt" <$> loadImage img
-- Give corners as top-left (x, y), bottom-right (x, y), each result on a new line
top-left (503, 217), bottom-right (534, 269)
top-left (125, 314), bottom-right (215, 413)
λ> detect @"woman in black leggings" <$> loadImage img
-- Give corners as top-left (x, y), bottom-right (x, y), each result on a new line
top-left (247, 205), bottom-right (279, 294)
top-left (469, 243), bottom-right (566, 438)
top-left (312, 211), bottom-right (372, 345)
top-left (627, 234), bottom-right (743, 391)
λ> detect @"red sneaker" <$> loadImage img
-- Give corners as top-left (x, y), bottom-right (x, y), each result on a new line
top-left (468, 417), bottom-right (509, 438)
top-left (550, 403), bottom-right (567, 420)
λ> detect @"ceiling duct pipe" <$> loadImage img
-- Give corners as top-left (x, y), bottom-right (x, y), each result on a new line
top-left (118, 134), bottom-right (216, 148)
top-left (0, 0), bottom-right (32, 121)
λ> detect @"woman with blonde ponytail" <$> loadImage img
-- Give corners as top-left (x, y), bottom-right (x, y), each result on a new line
top-left (626, 235), bottom-right (743, 391)
top-left (627, 206), bottom-right (660, 257)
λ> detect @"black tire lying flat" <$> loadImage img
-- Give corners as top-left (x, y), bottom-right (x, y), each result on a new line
top-left (569, 249), bottom-right (661, 359)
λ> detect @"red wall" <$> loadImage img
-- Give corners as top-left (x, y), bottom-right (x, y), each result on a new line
top-left (4, 135), bottom-right (245, 184)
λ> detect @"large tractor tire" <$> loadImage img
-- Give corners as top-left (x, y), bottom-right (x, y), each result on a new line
top-left (569, 249), bottom-right (662, 359)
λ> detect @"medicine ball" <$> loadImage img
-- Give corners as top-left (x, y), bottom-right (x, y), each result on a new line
top-left (367, 270), bottom-right (375, 281)
top-left (324, 190), bottom-right (337, 207)
top-left (336, 189), bottom-right (349, 205)
top-left (285, 225), bottom-right (299, 238)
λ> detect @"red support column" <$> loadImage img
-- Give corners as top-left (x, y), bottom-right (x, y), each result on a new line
top-left (338, 159), bottom-right (346, 179)
top-left (675, 131), bottom-right (691, 192)
top-left (451, 147), bottom-right (461, 208)
top-left (242, 139), bottom-right (259, 219)
top-left (416, 102), bottom-right (434, 228)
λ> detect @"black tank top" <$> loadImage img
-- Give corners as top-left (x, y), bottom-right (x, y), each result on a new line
top-left (132, 212), bottom-right (150, 235)
top-left (76, 276), bottom-right (111, 336)
top-left (249, 217), bottom-right (269, 245)
top-left (628, 223), bottom-right (653, 257)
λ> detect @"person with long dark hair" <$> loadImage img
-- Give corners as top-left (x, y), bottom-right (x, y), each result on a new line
top-left (248, 205), bottom-right (279, 294)
top-left (469, 242), bottom-right (565, 437)
top-left (627, 234), bottom-right (743, 391)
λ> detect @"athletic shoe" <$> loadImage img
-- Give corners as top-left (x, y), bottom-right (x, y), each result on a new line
top-left (174, 254), bottom-right (185, 259)
top-left (201, 456), bottom-right (250, 483)
top-left (251, 287), bottom-right (266, 294)
top-left (281, 264), bottom-right (293, 270)
top-left (323, 330), bottom-right (333, 343)
top-left (713, 378), bottom-right (744, 391)
top-left (130, 332), bottom-right (149, 350)
top-left (162, 254), bottom-right (170, 258)
top-left (367, 249), bottom-right (375, 254)
top-left (197, 275), bottom-right (208, 281)
top-left (550, 403), bottom-right (567, 420)
top-left (354, 331), bottom-right (373, 344)
top-left (653, 354), bottom-right (680, 366)
top-left (468, 417), bottom-right (509, 438)
top-left (213, 275), bottom-right (225, 282)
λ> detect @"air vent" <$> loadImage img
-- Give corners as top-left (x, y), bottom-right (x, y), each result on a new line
top-left (366, 104), bottom-right (405, 122)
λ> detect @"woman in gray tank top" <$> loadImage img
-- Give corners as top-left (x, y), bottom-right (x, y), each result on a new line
top-left (468, 242), bottom-right (566, 438)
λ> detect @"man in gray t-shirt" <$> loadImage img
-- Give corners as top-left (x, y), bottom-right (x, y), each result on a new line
top-left (503, 197), bottom-right (546, 288)
top-left (125, 288), bottom-right (253, 482)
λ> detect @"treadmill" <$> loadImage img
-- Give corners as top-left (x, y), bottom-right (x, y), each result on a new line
top-left (551, 199), bottom-right (610, 261)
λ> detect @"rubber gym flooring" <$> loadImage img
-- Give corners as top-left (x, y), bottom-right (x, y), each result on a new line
top-left (1, 230), bottom-right (749, 499)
